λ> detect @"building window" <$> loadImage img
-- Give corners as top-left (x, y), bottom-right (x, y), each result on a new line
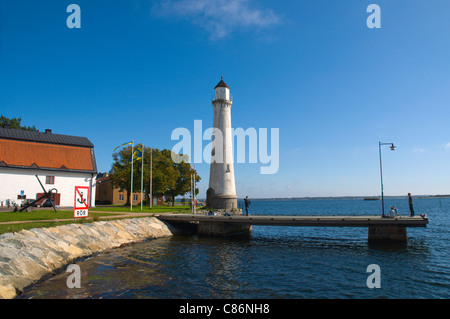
top-left (133, 195), bottom-right (138, 201)
top-left (46, 176), bottom-right (55, 184)
top-left (118, 194), bottom-right (124, 201)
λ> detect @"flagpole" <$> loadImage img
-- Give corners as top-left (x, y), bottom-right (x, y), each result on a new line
top-left (192, 173), bottom-right (194, 213)
top-left (150, 148), bottom-right (152, 209)
top-left (192, 173), bottom-right (195, 214)
top-left (193, 169), bottom-right (196, 215)
top-left (130, 140), bottom-right (134, 211)
top-left (141, 144), bottom-right (144, 211)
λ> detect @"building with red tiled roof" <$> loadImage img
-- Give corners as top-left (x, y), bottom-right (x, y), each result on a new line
top-left (0, 127), bottom-right (97, 208)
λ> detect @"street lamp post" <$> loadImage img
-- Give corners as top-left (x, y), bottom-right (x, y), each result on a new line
top-left (379, 142), bottom-right (396, 217)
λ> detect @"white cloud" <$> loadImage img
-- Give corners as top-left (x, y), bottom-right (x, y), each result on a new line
top-left (151, 0), bottom-right (281, 39)
top-left (412, 148), bottom-right (426, 153)
top-left (445, 143), bottom-right (450, 150)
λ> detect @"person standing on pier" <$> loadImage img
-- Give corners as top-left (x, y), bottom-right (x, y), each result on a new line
top-left (244, 196), bottom-right (251, 216)
top-left (408, 193), bottom-right (415, 217)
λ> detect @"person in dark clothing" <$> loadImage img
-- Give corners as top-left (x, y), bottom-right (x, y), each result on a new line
top-left (408, 193), bottom-right (415, 217)
top-left (244, 196), bottom-right (251, 216)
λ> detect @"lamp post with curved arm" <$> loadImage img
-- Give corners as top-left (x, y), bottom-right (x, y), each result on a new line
top-left (379, 142), bottom-right (396, 217)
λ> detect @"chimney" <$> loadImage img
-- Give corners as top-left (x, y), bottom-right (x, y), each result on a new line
top-left (45, 129), bottom-right (52, 134)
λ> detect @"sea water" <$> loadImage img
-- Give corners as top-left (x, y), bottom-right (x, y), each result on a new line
top-left (19, 197), bottom-right (450, 299)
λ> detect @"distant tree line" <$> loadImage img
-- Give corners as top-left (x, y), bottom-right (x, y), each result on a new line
top-left (0, 115), bottom-right (38, 131)
top-left (109, 145), bottom-right (200, 206)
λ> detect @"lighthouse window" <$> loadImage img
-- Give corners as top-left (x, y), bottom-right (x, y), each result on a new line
top-left (226, 164), bottom-right (230, 172)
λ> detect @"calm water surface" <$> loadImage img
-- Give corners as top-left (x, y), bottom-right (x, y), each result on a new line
top-left (19, 197), bottom-right (450, 299)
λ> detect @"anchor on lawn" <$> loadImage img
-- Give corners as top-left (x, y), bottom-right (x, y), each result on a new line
top-left (15, 175), bottom-right (58, 213)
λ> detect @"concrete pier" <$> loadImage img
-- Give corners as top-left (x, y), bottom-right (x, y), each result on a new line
top-left (157, 214), bottom-right (428, 241)
top-left (368, 224), bottom-right (408, 242)
top-left (198, 221), bottom-right (252, 237)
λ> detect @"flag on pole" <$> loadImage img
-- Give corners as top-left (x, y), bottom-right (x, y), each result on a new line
top-left (129, 148), bottom-right (143, 163)
top-left (113, 141), bottom-right (133, 152)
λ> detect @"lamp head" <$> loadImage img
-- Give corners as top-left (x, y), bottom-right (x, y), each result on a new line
top-left (390, 144), bottom-right (396, 151)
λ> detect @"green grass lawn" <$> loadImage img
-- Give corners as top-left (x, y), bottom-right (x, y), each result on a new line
top-left (0, 205), bottom-right (196, 235)
top-left (90, 205), bottom-right (194, 214)
top-left (0, 210), bottom-right (116, 222)
top-left (0, 209), bottom-right (119, 235)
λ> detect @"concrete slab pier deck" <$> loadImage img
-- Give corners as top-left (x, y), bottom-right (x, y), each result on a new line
top-left (157, 214), bottom-right (428, 241)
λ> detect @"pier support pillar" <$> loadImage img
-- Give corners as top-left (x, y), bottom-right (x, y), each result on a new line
top-left (368, 225), bottom-right (407, 242)
top-left (198, 222), bottom-right (252, 237)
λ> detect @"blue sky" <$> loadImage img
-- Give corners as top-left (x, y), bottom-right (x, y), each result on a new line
top-left (1, 0), bottom-right (450, 198)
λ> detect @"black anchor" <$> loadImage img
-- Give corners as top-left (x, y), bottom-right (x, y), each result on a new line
top-left (77, 192), bottom-right (86, 205)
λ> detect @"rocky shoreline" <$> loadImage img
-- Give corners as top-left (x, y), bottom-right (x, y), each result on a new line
top-left (0, 217), bottom-right (174, 299)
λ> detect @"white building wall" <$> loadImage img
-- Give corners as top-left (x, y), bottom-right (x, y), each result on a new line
top-left (0, 168), bottom-right (96, 208)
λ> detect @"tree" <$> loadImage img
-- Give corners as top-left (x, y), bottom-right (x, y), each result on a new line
top-left (165, 160), bottom-right (200, 207)
top-left (149, 148), bottom-right (179, 202)
top-left (109, 146), bottom-right (134, 205)
top-left (0, 115), bottom-right (38, 131)
top-left (109, 146), bottom-right (200, 206)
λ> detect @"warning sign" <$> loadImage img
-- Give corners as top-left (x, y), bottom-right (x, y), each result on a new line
top-left (74, 186), bottom-right (89, 218)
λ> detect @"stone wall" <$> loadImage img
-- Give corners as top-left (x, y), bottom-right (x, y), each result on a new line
top-left (0, 217), bottom-right (174, 299)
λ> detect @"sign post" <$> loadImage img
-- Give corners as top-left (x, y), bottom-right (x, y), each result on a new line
top-left (74, 186), bottom-right (89, 218)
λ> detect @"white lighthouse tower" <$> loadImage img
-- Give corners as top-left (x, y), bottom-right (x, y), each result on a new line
top-left (206, 77), bottom-right (238, 211)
